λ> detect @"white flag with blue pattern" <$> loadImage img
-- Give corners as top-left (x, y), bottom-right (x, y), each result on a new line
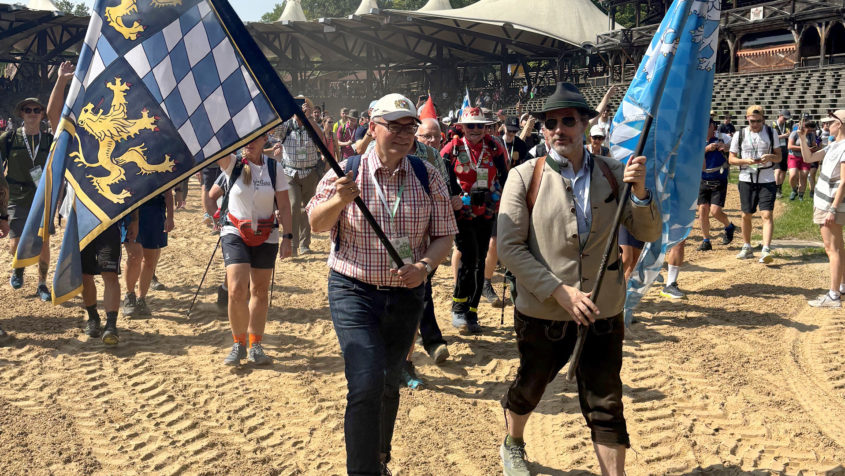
top-left (608, 0), bottom-right (720, 325)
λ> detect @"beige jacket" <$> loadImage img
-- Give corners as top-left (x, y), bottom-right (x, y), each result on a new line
top-left (498, 154), bottom-right (660, 322)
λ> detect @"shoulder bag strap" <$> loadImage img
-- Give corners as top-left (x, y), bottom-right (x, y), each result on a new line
top-left (526, 156), bottom-right (546, 214)
top-left (595, 156), bottom-right (619, 202)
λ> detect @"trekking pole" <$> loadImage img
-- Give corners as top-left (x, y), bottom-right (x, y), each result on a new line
top-left (565, 114), bottom-right (654, 382)
top-left (187, 235), bottom-right (221, 317)
top-left (500, 276), bottom-right (506, 325)
top-left (269, 263), bottom-right (276, 309)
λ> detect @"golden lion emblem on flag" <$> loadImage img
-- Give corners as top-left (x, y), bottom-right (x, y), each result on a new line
top-left (105, 0), bottom-right (183, 40)
top-left (68, 77), bottom-right (175, 204)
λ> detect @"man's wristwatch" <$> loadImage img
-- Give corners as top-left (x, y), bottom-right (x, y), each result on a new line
top-left (282, 233), bottom-right (293, 239)
top-left (418, 260), bottom-right (433, 275)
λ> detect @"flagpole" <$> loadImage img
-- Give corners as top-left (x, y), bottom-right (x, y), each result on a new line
top-left (565, 115), bottom-right (653, 381)
top-left (207, 0), bottom-right (406, 269)
top-left (291, 107), bottom-right (407, 268)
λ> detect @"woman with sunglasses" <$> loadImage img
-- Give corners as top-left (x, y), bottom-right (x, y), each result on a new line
top-left (440, 107), bottom-right (508, 334)
top-left (799, 111), bottom-right (845, 308)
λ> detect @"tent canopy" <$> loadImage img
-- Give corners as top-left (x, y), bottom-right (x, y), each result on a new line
top-left (417, 0), bottom-right (453, 11)
top-left (26, 0), bottom-right (57, 12)
top-left (277, 0), bottom-right (306, 22)
top-left (404, 0), bottom-right (613, 47)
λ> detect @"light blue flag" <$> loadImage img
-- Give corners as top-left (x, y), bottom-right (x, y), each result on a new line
top-left (459, 87), bottom-right (471, 118)
top-left (608, 0), bottom-right (721, 325)
top-left (14, 0), bottom-right (301, 303)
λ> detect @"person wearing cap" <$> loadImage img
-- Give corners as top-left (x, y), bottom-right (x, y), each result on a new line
top-left (354, 110), bottom-right (370, 142)
top-left (2, 95), bottom-right (54, 301)
top-left (270, 95), bottom-right (326, 256)
top-left (496, 82), bottom-right (659, 475)
top-left (718, 112), bottom-right (736, 136)
top-left (588, 124), bottom-right (610, 156)
top-left (307, 93), bottom-right (457, 475)
top-left (798, 110), bottom-right (845, 308)
top-left (441, 106), bottom-right (508, 333)
top-left (772, 109), bottom-right (792, 198)
top-left (787, 115), bottom-right (818, 201)
top-left (729, 105), bottom-right (781, 264)
top-left (588, 84), bottom-right (618, 148)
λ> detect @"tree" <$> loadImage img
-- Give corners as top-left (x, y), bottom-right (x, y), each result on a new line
top-left (54, 0), bottom-right (90, 16)
top-left (261, 0), bottom-right (479, 22)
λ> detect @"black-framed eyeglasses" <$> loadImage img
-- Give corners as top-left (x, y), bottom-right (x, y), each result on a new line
top-left (374, 120), bottom-right (418, 135)
top-left (23, 107), bottom-right (41, 114)
top-left (544, 117), bottom-right (578, 130)
top-left (463, 123), bottom-right (483, 130)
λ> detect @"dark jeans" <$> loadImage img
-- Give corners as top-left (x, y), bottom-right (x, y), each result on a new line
top-left (501, 310), bottom-right (630, 447)
top-left (420, 279), bottom-right (446, 355)
top-left (453, 217), bottom-right (494, 316)
top-left (328, 270), bottom-right (425, 475)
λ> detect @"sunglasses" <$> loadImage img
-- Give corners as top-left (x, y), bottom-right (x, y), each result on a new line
top-left (463, 123), bottom-right (483, 130)
top-left (748, 119), bottom-right (763, 124)
top-left (23, 107), bottom-right (42, 114)
top-left (591, 135), bottom-right (605, 140)
top-left (544, 117), bottom-right (578, 130)
top-left (374, 120), bottom-right (418, 135)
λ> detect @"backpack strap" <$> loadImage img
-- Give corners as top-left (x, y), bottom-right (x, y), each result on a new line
top-left (267, 156), bottom-right (277, 192)
top-left (334, 154), bottom-right (430, 251)
top-left (217, 159), bottom-right (245, 227)
top-left (595, 156), bottom-right (620, 203)
top-left (526, 156), bottom-right (546, 214)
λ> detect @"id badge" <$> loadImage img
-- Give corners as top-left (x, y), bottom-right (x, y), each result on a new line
top-left (474, 168), bottom-right (489, 189)
top-left (389, 236), bottom-right (414, 268)
top-left (29, 165), bottom-right (43, 182)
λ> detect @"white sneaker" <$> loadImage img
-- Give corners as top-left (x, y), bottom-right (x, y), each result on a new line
top-left (736, 245), bottom-right (754, 259)
top-left (808, 294), bottom-right (842, 308)
top-left (758, 247), bottom-right (773, 264)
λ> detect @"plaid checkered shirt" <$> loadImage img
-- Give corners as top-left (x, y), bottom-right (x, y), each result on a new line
top-left (274, 119), bottom-right (322, 178)
top-left (306, 148), bottom-right (458, 287)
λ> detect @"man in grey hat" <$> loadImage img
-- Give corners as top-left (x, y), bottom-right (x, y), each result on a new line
top-left (497, 82), bottom-right (660, 475)
top-left (2, 97), bottom-right (54, 302)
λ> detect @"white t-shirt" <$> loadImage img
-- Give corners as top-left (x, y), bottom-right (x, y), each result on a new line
top-left (730, 126), bottom-right (777, 183)
top-left (816, 140), bottom-right (845, 212)
top-left (221, 155), bottom-right (289, 244)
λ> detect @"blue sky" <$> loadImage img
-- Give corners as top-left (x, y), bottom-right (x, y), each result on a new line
top-left (5, 0), bottom-right (285, 23)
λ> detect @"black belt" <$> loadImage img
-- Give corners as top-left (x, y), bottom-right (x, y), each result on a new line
top-left (6, 177), bottom-right (34, 187)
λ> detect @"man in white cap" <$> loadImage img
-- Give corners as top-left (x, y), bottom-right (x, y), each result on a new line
top-left (588, 124), bottom-right (610, 156)
top-left (307, 93), bottom-right (457, 476)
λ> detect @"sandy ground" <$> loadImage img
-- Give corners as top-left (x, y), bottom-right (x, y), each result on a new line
top-left (0, 178), bottom-right (844, 476)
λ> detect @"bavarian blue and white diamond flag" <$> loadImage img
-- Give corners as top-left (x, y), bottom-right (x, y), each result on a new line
top-left (608, 0), bottom-right (720, 325)
top-left (14, 0), bottom-right (301, 303)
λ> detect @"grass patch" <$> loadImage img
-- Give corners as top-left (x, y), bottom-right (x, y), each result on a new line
top-left (772, 195), bottom-right (821, 241)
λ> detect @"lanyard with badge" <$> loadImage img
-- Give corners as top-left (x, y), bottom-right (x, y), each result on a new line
top-left (370, 165), bottom-right (413, 267)
top-left (23, 131), bottom-right (42, 182)
top-left (462, 137), bottom-right (489, 189)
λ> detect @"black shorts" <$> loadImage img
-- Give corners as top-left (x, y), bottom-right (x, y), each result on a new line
top-left (81, 223), bottom-right (122, 275)
top-left (8, 200), bottom-right (55, 239)
top-left (697, 179), bottom-right (728, 207)
top-left (502, 311), bottom-right (629, 447)
top-left (202, 166), bottom-right (222, 191)
top-left (778, 147), bottom-right (788, 171)
top-left (739, 181), bottom-right (777, 214)
top-left (618, 225), bottom-right (644, 249)
top-left (491, 215), bottom-right (498, 238)
top-left (221, 234), bottom-right (278, 269)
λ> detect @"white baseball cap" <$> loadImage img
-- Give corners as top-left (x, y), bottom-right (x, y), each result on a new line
top-left (589, 125), bottom-right (606, 137)
top-left (370, 93), bottom-right (419, 122)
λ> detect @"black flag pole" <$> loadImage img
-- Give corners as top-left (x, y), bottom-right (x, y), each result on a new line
top-left (565, 114), bottom-right (654, 382)
top-left (208, 0), bottom-right (405, 269)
